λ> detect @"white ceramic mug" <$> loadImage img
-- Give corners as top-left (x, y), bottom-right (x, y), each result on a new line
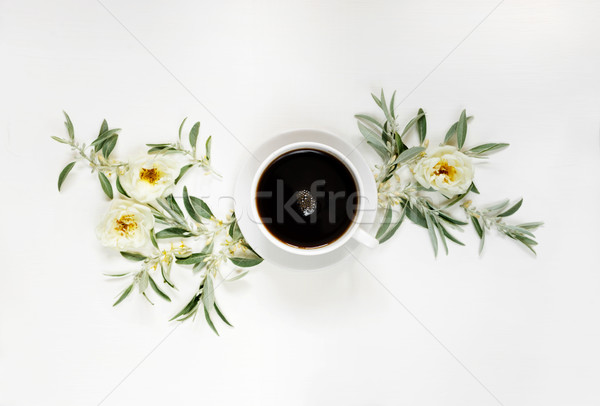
top-left (249, 141), bottom-right (378, 256)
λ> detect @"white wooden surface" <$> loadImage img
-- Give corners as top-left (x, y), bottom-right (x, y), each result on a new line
top-left (1, 0), bottom-right (599, 405)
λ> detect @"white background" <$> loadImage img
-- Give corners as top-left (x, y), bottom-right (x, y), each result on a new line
top-left (1, 0), bottom-right (599, 405)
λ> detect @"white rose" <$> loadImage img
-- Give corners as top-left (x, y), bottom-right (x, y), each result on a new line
top-left (413, 145), bottom-right (474, 196)
top-left (120, 155), bottom-right (180, 203)
top-left (96, 199), bottom-right (155, 251)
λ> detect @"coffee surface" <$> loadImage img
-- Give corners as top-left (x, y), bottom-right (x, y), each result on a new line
top-left (256, 149), bottom-right (358, 248)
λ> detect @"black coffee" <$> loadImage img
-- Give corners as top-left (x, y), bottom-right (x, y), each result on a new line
top-left (256, 148), bottom-right (358, 248)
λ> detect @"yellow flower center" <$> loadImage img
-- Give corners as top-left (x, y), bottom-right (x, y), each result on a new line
top-left (139, 167), bottom-right (161, 184)
top-left (433, 160), bottom-right (457, 183)
top-left (115, 214), bottom-right (138, 237)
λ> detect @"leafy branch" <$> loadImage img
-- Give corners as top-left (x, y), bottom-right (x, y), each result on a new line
top-left (147, 118), bottom-right (220, 183)
top-left (462, 199), bottom-right (543, 254)
top-left (53, 112), bottom-right (127, 198)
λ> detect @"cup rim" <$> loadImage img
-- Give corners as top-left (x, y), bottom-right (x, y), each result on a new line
top-left (250, 141), bottom-right (365, 256)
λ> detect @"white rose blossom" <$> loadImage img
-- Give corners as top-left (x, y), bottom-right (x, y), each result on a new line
top-left (120, 154), bottom-right (180, 203)
top-left (413, 145), bottom-right (474, 196)
top-left (96, 200), bottom-right (155, 251)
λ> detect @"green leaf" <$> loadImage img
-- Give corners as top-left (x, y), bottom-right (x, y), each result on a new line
top-left (405, 204), bottom-right (427, 228)
top-left (138, 271), bottom-right (149, 293)
top-left (371, 92), bottom-right (382, 108)
top-left (389, 91), bottom-right (397, 119)
top-left (99, 119), bottom-right (108, 136)
top-left (444, 115), bottom-right (473, 144)
top-left (417, 108), bottom-right (426, 144)
top-left (202, 276), bottom-right (215, 313)
top-left (229, 219), bottom-right (243, 241)
top-left (440, 225), bottom-right (465, 246)
top-left (204, 305), bottom-right (219, 336)
top-left (498, 199), bottom-right (523, 217)
top-left (189, 196), bottom-right (213, 219)
top-left (456, 109), bottom-right (467, 149)
top-left (115, 175), bottom-right (130, 198)
top-left (358, 122), bottom-right (388, 154)
top-left (101, 134), bottom-right (118, 158)
top-left (467, 143), bottom-right (509, 156)
top-left (113, 284), bottom-right (133, 306)
top-left (189, 121), bottom-right (200, 149)
top-left (57, 161), bottom-right (76, 191)
top-left (178, 117), bottom-right (187, 141)
top-left (63, 111), bottom-right (74, 140)
top-left (160, 261), bottom-right (175, 288)
top-left (486, 199), bottom-right (510, 212)
top-left (176, 253), bottom-right (209, 265)
top-left (375, 205), bottom-right (393, 240)
top-left (120, 251), bottom-right (146, 261)
top-left (471, 216), bottom-right (483, 239)
top-left (391, 146), bottom-right (424, 165)
top-left (424, 213), bottom-right (438, 256)
top-left (400, 112), bottom-right (425, 138)
top-left (51, 136), bottom-right (69, 144)
top-left (164, 194), bottom-right (184, 219)
top-left (91, 129), bottom-right (120, 151)
top-left (437, 211), bottom-right (468, 226)
top-left (169, 295), bottom-right (200, 321)
top-left (444, 183), bottom-right (474, 208)
top-left (205, 136), bottom-right (212, 161)
top-left (229, 257), bottom-right (263, 267)
top-left (471, 182), bottom-right (480, 194)
top-left (148, 275), bottom-right (171, 302)
top-left (182, 186), bottom-right (202, 222)
top-left (214, 302), bottom-right (233, 327)
top-left (355, 114), bottom-right (383, 130)
top-left (436, 222), bottom-right (449, 255)
top-left (175, 164), bottom-right (194, 185)
top-left (379, 90), bottom-right (394, 124)
top-left (98, 172), bottom-right (113, 199)
top-left (150, 228), bottom-right (159, 250)
top-left (378, 209), bottom-right (406, 243)
top-left (155, 227), bottom-right (192, 239)
top-left (366, 141), bottom-right (389, 160)
top-left (518, 222), bottom-right (543, 230)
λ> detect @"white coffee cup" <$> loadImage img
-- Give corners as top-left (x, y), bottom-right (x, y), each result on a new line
top-left (249, 141), bottom-right (378, 256)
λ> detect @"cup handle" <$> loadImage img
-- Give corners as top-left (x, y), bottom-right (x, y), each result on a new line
top-left (351, 227), bottom-right (379, 248)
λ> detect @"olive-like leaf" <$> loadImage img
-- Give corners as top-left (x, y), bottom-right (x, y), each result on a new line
top-left (101, 134), bottom-right (118, 158)
top-left (229, 257), bottom-right (263, 267)
top-left (456, 109), bottom-right (467, 149)
top-left (175, 164), bottom-right (194, 185)
top-left (182, 186), bottom-right (202, 222)
top-left (468, 143), bottom-right (509, 156)
top-left (155, 227), bottom-right (192, 239)
top-left (120, 251), bottom-right (146, 261)
top-left (176, 253), bottom-right (209, 265)
top-left (178, 117), bottom-right (187, 141)
top-left (113, 284), bottom-right (133, 306)
top-left (498, 198), bottom-right (523, 218)
top-left (391, 146), bottom-right (424, 165)
top-left (189, 196), bottom-right (213, 219)
top-left (214, 302), bottom-right (233, 327)
top-left (148, 275), bottom-right (171, 302)
top-left (63, 111), bottom-right (74, 140)
top-left (375, 205), bottom-right (393, 240)
top-left (205, 136), bottom-right (212, 161)
top-left (189, 121), bottom-right (200, 149)
top-left (58, 161), bottom-right (76, 191)
top-left (204, 305), bottom-right (219, 336)
top-left (417, 108), bottom-right (426, 144)
top-left (115, 175), bottom-right (130, 198)
top-left (98, 172), bottom-right (113, 199)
